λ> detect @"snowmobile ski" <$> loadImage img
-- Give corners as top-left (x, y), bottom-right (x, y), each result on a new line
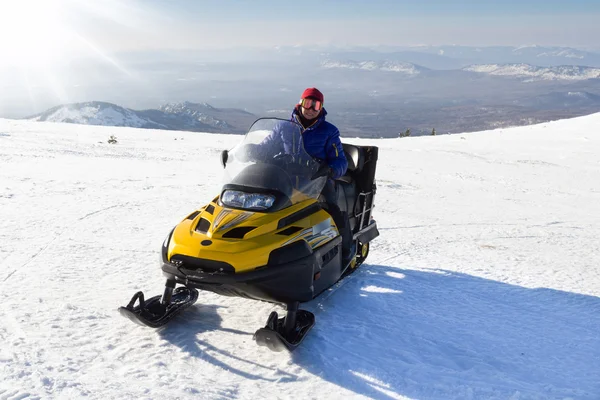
top-left (254, 308), bottom-right (316, 352)
top-left (119, 287), bottom-right (199, 328)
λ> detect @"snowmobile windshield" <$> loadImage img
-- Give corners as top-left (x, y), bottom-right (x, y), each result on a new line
top-left (222, 118), bottom-right (327, 210)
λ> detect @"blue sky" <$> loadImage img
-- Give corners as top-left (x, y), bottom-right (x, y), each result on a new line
top-left (113, 0), bottom-right (599, 49)
top-left (153, 0), bottom-right (600, 19)
top-left (0, 0), bottom-right (599, 68)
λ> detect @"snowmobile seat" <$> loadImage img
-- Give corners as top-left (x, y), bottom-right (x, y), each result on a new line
top-left (337, 143), bottom-right (364, 184)
top-left (343, 143), bottom-right (364, 172)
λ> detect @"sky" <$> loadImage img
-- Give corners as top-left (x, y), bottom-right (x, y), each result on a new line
top-left (1, 0), bottom-right (599, 67)
top-left (159, 0), bottom-right (600, 21)
top-left (1, 112), bottom-right (599, 399)
top-left (85, 0), bottom-right (600, 49)
top-left (1, 0), bottom-right (600, 120)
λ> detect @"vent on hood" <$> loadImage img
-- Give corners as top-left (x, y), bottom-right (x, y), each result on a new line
top-left (187, 211), bottom-right (200, 220)
top-left (222, 226), bottom-right (256, 239)
top-left (277, 226), bottom-right (303, 236)
top-left (195, 218), bottom-right (211, 233)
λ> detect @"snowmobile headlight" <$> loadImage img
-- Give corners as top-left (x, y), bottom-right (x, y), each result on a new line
top-left (221, 190), bottom-right (275, 211)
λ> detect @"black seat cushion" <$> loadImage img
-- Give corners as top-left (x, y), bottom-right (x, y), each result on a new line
top-left (342, 143), bottom-right (364, 172)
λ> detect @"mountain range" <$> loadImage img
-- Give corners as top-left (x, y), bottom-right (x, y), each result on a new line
top-left (310, 44), bottom-right (600, 69)
top-left (30, 101), bottom-right (257, 134)
top-left (322, 60), bottom-right (600, 81)
top-left (22, 54), bottom-right (600, 137)
top-left (462, 64), bottom-right (600, 82)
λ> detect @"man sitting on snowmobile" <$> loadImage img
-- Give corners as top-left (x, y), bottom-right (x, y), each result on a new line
top-left (292, 87), bottom-right (354, 261)
top-left (292, 87), bottom-right (348, 179)
top-left (239, 87), bottom-right (354, 262)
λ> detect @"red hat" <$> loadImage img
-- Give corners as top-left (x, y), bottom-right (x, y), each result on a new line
top-left (300, 87), bottom-right (324, 103)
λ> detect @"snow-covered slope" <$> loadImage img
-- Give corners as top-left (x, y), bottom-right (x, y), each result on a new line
top-left (1, 114), bottom-right (599, 400)
top-left (321, 60), bottom-right (426, 75)
top-left (464, 63), bottom-right (600, 81)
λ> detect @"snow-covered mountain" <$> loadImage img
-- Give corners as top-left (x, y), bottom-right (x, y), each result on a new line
top-left (160, 102), bottom-right (229, 129)
top-left (406, 45), bottom-right (600, 67)
top-left (28, 101), bottom-right (256, 134)
top-left (158, 101), bottom-right (254, 132)
top-left (31, 101), bottom-right (165, 129)
top-left (321, 60), bottom-right (427, 75)
top-left (1, 113), bottom-right (599, 399)
top-left (518, 46), bottom-right (584, 59)
top-left (265, 44), bottom-right (600, 68)
top-left (463, 63), bottom-right (600, 82)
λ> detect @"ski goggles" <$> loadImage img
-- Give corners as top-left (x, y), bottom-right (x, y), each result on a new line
top-left (300, 98), bottom-right (323, 111)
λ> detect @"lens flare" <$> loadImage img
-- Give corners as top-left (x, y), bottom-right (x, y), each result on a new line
top-left (0, 0), bottom-right (144, 115)
top-left (0, 0), bottom-right (69, 68)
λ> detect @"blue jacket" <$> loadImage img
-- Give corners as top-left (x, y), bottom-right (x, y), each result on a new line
top-left (291, 107), bottom-right (348, 179)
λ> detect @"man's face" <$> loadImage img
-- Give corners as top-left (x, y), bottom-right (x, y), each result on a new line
top-left (301, 105), bottom-right (320, 120)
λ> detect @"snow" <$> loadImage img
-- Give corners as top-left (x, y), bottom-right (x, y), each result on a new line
top-left (512, 46), bottom-right (585, 59)
top-left (34, 104), bottom-right (149, 128)
top-left (537, 50), bottom-right (585, 59)
top-left (1, 113), bottom-right (599, 399)
top-left (464, 64), bottom-right (600, 81)
top-left (321, 60), bottom-right (423, 75)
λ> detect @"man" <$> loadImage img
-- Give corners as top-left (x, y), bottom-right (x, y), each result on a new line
top-left (293, 88), bottom-right (354, 263)
top-left (292, 87), bottom-right (348, 180)
top-left (236, 88), bottom-right (354, 262)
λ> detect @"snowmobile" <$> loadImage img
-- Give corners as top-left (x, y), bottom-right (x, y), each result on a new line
top-left (119, 118), bottom-right (379, 351)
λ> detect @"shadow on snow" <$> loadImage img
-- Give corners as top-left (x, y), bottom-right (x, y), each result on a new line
top-left (153, 265), bottom-right (600, 399)
top-left (290, 264), bottom-right (600, 400)
top-left (157, 304), bottom-right (298, 383)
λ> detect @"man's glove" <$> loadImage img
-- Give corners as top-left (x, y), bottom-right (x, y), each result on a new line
top-left (311, 164), bottom-right (333, 180)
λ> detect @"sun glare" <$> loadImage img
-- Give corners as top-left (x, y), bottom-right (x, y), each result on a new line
top-left (0, 0), bottom-right (140, 115)
top-left (0, 0), bottom-right (75, 69)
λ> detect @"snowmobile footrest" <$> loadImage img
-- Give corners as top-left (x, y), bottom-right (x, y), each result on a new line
top-left (119, 287), bottom-right (199, 328)
top-left (254, 310), bottom-right (315, 352)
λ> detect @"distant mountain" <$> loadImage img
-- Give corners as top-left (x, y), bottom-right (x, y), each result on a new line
top-left (262, 44), bottom-right (600, 69)
top-left (463, 64), bottom-right (600, 81)
top-left (29, 101), bottom-right (257, 134)
top-left (157, 101), bottom-right (255, 133)
top-left (32, 102), bottom-right (169, 129)
top-left (514, 45), bottom-right (584, 59)
top-left (321, 60), bottom-right (427, 75)
top-left (513, 91), bottom-right (600, 109)
top-left (402, 45), bottom-right (600, 68)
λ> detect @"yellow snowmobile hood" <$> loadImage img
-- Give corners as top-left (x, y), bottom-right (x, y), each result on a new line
top-left (167, 198), bottom-right (338, 273)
